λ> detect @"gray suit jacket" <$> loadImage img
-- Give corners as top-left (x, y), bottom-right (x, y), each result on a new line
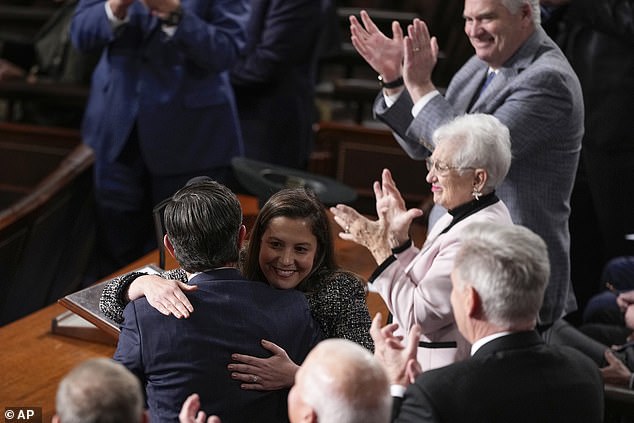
top-left (374, 27), bottom-right (583, 325)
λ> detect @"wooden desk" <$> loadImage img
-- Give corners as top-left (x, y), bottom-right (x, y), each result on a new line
top-left (0, 251), bottom-right (162, 422)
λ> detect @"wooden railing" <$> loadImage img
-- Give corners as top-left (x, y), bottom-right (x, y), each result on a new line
top-left (0, 122), bottom-right (94, 325)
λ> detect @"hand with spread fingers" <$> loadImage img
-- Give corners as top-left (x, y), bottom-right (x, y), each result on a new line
top-left (179, 393), bottom-right (222, 423)
top-left (370, 313), bottom-right (422, 387)
top-left (228, 340), bottom-right (300, 391)
top-left (403, 18), bottom-right (439, 102)
top-left (330, 168), bottom-right (422, 265)
top-left (374, 168), bottom-right (423, 247)
top-left (349, 10), bottom-right (404, 85)
top-left (330, 202), bottom-right (390, 263)
top-left (128, 275), bottom-right (197, 319)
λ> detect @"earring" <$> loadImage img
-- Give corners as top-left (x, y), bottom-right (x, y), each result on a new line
top-left (472, 186), bottom-right (482, 201)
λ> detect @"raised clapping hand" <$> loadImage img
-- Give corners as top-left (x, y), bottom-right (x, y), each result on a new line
top-left (128, 274), bottom-right (197, 318)
top-left (179, 393), bottom-right (222, 423)
top-left (349, 10), bottom-right (404, 84)
top-left (374, 168), bottom-right (423, 245)
top-left (370, 313), bottom-right (422, 386)
top-left (330, 169), bottom-right (422, 264)
top-left (107, 0), bottom-right (135, 19)
top-left (143, 0), bottom-right (181, 19)
top-left (349, 11), bottom-right (438, 101)
top-left (228, 340), bottom-right (299, 391)
top-left (403, 18), bottom-right (439, 101)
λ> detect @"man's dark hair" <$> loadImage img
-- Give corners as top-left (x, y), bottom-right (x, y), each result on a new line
top-left (164, 179), bottom-right (242, 272)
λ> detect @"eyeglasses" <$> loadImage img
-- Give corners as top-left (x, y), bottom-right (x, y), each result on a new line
top-left (425, 157), bottom-right (474, 175)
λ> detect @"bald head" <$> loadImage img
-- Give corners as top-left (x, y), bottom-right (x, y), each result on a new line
top-left (288, 339), bottom-right (390, 423)
top-left (54, 358), bottom-right (145, 423)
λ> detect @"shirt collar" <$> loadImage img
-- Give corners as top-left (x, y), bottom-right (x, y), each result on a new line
top-left (471, 331), bottom-right (512, 356)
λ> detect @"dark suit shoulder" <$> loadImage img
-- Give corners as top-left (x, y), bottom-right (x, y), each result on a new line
top-left (400, 336), bottom-right (603, 423)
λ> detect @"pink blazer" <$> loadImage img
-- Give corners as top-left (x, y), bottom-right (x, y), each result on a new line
top-left (371, 200), bottom-right (513, 370)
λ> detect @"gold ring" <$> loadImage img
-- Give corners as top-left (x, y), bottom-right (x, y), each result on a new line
top-left (252, 375), bottom-right (258, 383)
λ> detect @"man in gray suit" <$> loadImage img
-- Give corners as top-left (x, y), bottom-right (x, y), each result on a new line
top-left (350, 0), bottom-right (583, 326)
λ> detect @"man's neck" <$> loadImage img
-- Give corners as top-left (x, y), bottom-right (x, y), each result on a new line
top-left (468, 319), bottom-right (535, 345)
top-left (184, 264), bottom-right (236, 281)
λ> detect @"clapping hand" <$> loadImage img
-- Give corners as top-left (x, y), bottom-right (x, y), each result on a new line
top-left (370, 313), bottom-right (422, 386)
top-left (179, 394), bottom-right (221, 423)
top-left (349, 10), bottom-right (404, 85)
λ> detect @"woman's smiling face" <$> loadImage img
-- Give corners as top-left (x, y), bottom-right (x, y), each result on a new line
top-left (425, 144), bottom-right (477, 210)
top-left (258, 216), bottom-right (318, 289)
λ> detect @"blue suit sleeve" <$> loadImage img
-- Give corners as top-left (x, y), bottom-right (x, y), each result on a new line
top-left (231, 0), bottom-right (321, 85)
top-left (113, 301), bottom-right (145, 385)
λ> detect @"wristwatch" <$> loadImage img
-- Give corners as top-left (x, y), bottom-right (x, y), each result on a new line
top-left (161, 4), bottom-right (183, 27)
top-left (377, 75), bottom-right (404, 89)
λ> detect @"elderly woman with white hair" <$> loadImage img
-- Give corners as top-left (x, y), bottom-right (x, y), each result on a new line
top-left (330, 113), bottom-right (513, 370)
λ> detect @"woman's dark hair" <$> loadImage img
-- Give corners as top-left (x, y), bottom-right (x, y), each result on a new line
top-left (242, 188), bottom-right (336, 292)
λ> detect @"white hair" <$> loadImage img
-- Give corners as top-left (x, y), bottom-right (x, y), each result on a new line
top-left (453, 222), bottom-right (550, 328)
top-left (55, 358), bottom-right (144, 423)
top-left (501, 0), bottom-right (541, 25)
top-left (433, 113), bottom-right (512, 194)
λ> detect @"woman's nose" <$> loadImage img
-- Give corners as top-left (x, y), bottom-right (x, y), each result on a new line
top-left (425, 169), bottom-right (436, 183)
top-left (280, 249), bottom-right (294, 264)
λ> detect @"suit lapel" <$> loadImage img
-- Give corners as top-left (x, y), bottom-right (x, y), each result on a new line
top-left (467, 28), bottom-right (547, 113)
top-left (451, 60), bottom-right (488, 113)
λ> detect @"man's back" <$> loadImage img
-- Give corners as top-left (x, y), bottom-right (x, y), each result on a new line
top-left (394, 331), bottom-right (603, 423)
top-left (115, 268), bottom-right (320, 423)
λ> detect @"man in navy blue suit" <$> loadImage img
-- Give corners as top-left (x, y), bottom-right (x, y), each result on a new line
top-left (114, 179), bottom-right (321, 423)
top-left (230, 0), bottom-right (331, 169)
top-left (71, 0), bottom-right (250, 277)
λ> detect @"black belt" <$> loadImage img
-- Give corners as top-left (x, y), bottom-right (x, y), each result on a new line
top-left (419, 341), bottom-right (457, 349)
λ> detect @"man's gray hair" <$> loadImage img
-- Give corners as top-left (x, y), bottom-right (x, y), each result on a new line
top-left (501, 0), bottom-right (541, 25)
top-left (453, 222), bottom-right (550, 328)
top-left (55, 358), bottom-right (144, 423)
top-left (433, 113), bottom-right (512, 194)
top-left (302, 339), bottom-right (391, 423)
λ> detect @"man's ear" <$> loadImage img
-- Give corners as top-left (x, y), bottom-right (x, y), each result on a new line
top-left (164, 234), bottom-right (176, 259)
top-left (52, 414), bottom-right (60, 423)
top-left (237, 224), bottom-right (247, 249)
top-left (465, 285), bottom-right (482, 318)
top-left (520, 2), bottom-right (532, 25)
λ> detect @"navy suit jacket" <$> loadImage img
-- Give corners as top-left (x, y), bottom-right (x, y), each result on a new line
top-left (230, 0), bottom-right (327, 168)
top-left (114, 268), bottom-right (321, 423)
top-left (392, 331), bottom-right (604, 423)
top-left (71, 0), bottom-right (249, 175)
